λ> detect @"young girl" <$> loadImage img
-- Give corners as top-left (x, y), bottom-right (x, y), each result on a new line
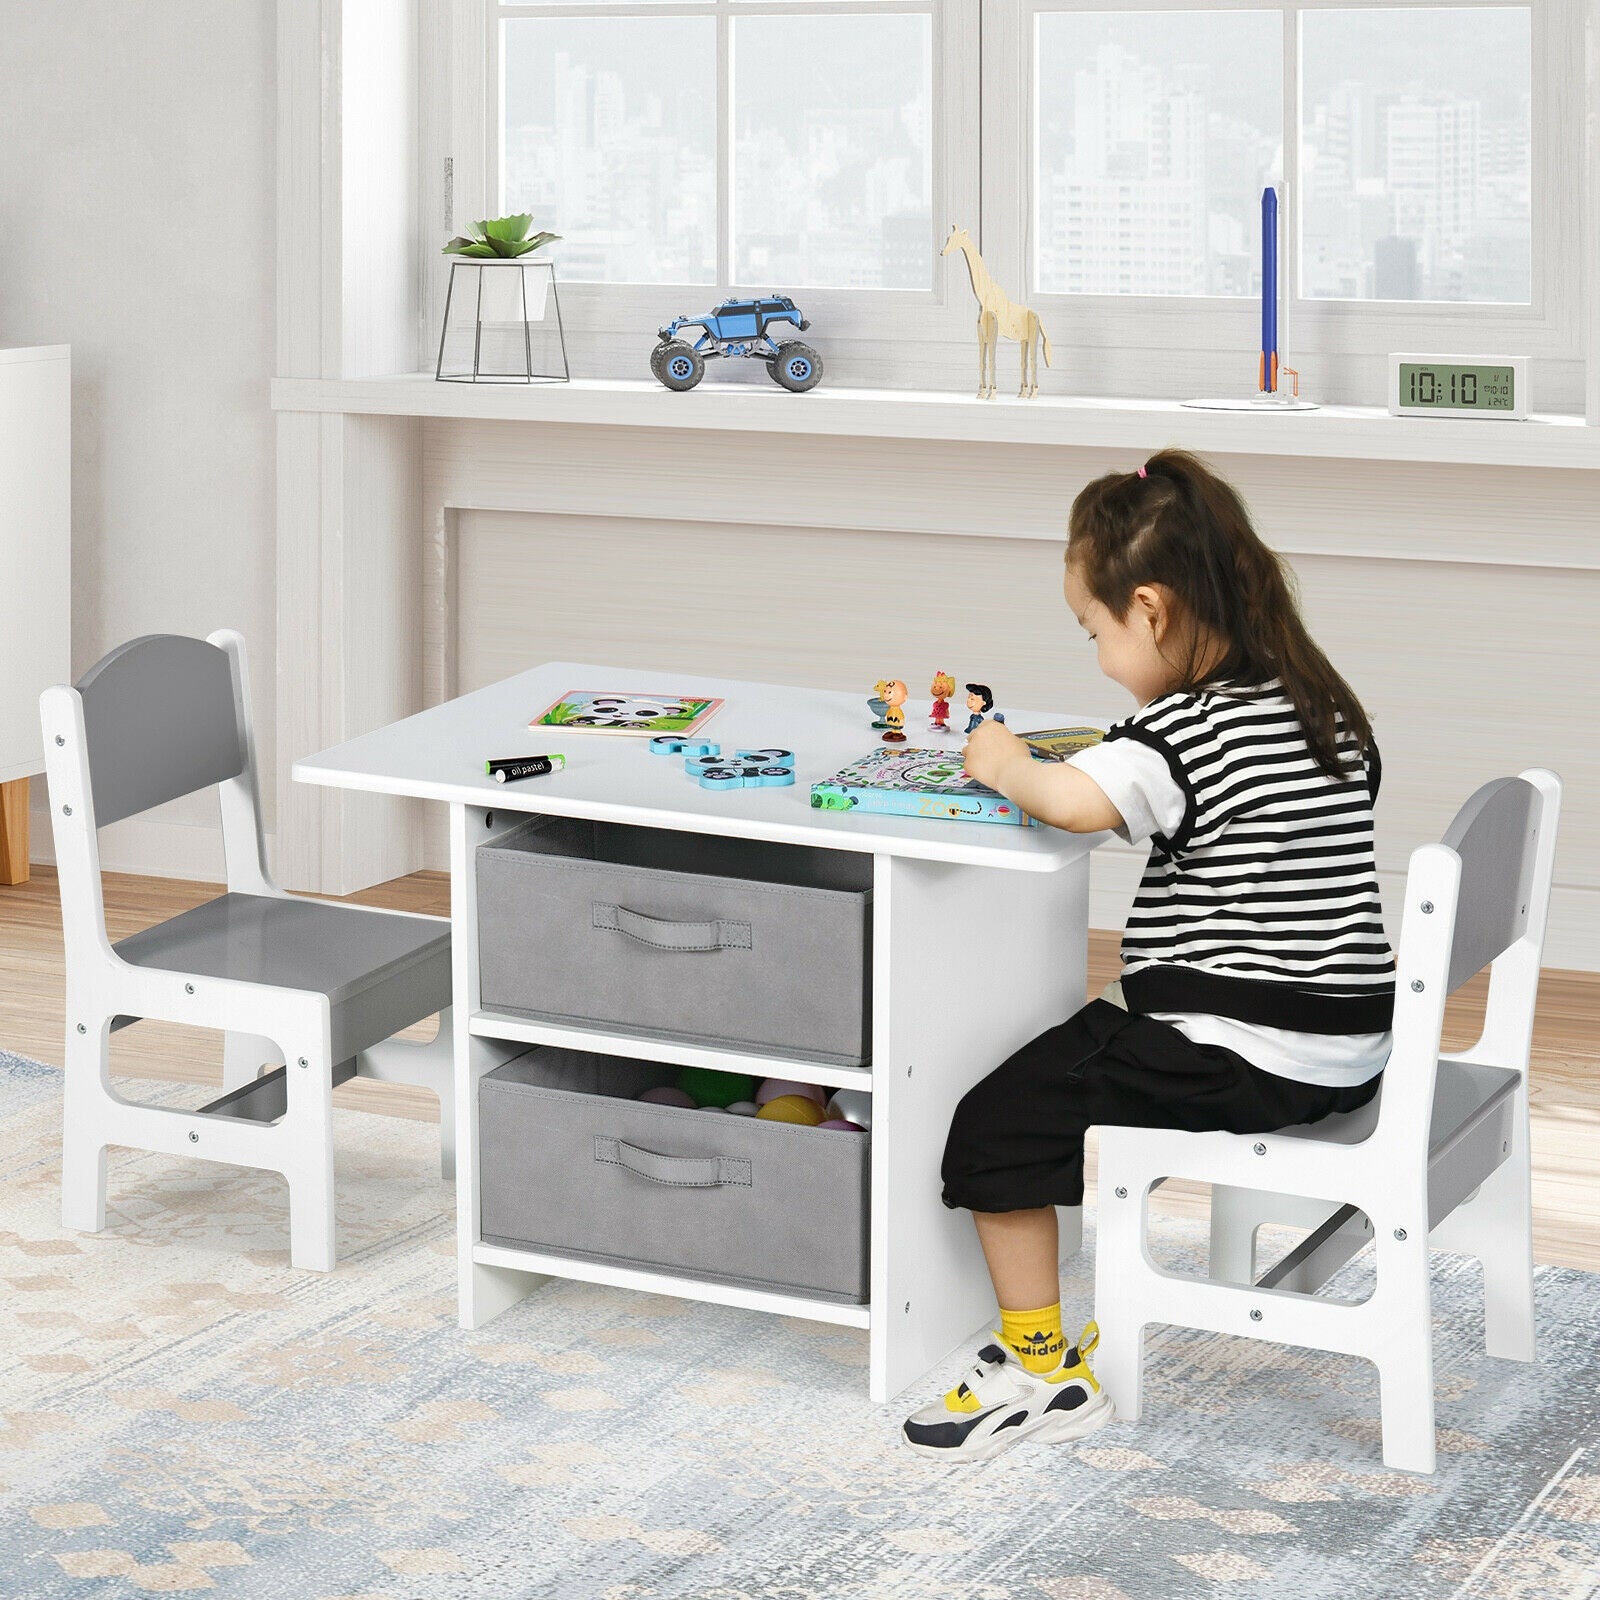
top-left (902, 449), bottom-right (1393, 1462)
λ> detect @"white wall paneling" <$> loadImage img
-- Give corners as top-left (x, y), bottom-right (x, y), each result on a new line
top-left (276, 0), bottom-right (427, 893)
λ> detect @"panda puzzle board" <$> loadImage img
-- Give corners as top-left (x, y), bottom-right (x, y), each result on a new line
top-left (531, 690), bottom-right (724, 737)
top-left (810, 748), bottom-right (1034, 827)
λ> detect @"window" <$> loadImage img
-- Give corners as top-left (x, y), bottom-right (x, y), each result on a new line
top-left (445, 0), bottom-right (1582, 388)
top-left (1025, 2), bottom-right (1540, 310)
top-left (500, 13), bottom-right (718, 284)
top-left (1035, 11), bottom-right (1283, 299)
top-left (495, 1), bottom-right (942, 291)
top-left (1299, 7), bottom-right (1532, 303)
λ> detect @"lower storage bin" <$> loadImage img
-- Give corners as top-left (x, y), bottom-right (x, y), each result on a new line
top-left (478, 1048), bottom-right (870, 1302)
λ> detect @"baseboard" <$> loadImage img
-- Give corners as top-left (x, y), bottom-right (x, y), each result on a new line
top-left (29, 801), bottom-right (234, 886)
top-left (1090, 844), bottom-right (1600, 975)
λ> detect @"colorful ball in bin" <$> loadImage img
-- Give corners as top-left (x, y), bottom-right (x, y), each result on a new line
top-left (755, 1078), bottom-right (826, 1108)
top-left (676, 1066), bottom-right (758, 1109)
top-left (817, 1118), bottom-right (866, 1132)
top-left (756, 1094), bottom-right (826, 1127)
top-left (824, 1089), bottom-right (871, 1129)
top-left (696, 1103), bottom-right (728, 1113)
top-left (726, 1101), bottom-right (759, 1117)
top-left (637, 1085), bottom-right (695, 1108)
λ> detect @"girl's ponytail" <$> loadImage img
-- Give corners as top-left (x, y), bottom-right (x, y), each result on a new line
top-left (1069, 449), bottom-right (1373, 778)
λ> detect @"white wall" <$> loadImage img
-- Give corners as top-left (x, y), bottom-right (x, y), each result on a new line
top-left (0, 1), bottom-right (277, 875)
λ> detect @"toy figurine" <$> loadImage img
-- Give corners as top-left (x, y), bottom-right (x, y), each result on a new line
top-left (941, 226), bottom-right (1052, 400)
top-left (881, 680), bottom-right (909, 743)
top-left (964, 683), bottom-right (1006, 735)
top-left (929, 671), bottom-right (955, 732)
top-left (868, 680), bottom-right (892, 730)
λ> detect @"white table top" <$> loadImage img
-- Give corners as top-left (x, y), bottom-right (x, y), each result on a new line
top-left (293, 662), bottom-right (1107, 872)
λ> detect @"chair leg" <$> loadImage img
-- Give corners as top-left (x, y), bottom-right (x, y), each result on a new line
top-left (1056, 1203), bottom-right (1083, 1264)
top-left (284, 1040), bottom-right (337, 1272)
top-left (60, 1024), bottom-right (109, 1234)
top-left (1372, 1232), bottom-right (1437, 1474)
top-left (1432, 1116), bottom-right (1536, 1362)
top-left (1093, 1171), bottom-right (1149, 1422)
top-left (222, 1031), bottom-right (281, 1093)
top-left (1208, 1184), bottom-right (1262, 1283)
top-left (356, 1009), bottom-right (456, 1182)
top-left (437, 1075), bottom-right (456, 1184)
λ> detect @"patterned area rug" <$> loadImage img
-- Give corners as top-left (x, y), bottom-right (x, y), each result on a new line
top-left (3, 1049), bottom-right (1598, 1600)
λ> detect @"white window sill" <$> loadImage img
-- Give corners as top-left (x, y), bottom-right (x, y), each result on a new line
top-left (270, 373), bottom-right (1599, 471)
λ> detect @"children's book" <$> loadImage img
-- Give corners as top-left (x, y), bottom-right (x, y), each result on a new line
top-left (810, 748), bottom-right (1034, 827)
top-left (1018, 725), bottom-right (1106, 762)
top-left (531, 690), bottom-right (723, 737)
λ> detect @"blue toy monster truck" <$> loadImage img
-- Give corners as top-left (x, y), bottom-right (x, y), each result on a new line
top-left (652, 296), bottom-right (823, 393)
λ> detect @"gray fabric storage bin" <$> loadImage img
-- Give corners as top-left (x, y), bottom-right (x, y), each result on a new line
top-left (478, 1048), bottom-right (870, 1301)
top-left (476, 815), bottom-right (872, 1065)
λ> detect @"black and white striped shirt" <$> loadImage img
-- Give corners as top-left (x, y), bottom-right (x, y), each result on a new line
top-left (1071, 680), bottom-right (1394, 1086)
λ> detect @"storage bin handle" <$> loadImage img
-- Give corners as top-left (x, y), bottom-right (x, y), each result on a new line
top-left (594, 1136), bottom-right (752, 1189)
top-left (593, 902), bottom-right (752, 953)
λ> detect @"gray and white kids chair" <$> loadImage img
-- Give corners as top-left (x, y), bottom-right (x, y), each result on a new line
top-left (41, 630), bottom-right (454, 1271)
top-left (1092, 768), bottom-right (1561, 1474)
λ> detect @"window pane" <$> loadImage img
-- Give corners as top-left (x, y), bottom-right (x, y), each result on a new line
top-left (1035, 11), bottom-right (1282, 297)
top-left (1300, 8), bottom-right (1532, 302)
top-left (501, 17), bottom-right (716, 284)
top-left (731, 14), bottom-right (933, 290)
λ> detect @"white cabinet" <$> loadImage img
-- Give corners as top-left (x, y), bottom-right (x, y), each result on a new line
top-left (0, 346), bottom-right (71, 884)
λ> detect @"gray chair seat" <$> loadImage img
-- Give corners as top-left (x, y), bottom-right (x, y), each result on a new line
top-left (1270, 1058), bottom-right (1519, 1228)
top-left (115, 893), bottom-right (451, 1063)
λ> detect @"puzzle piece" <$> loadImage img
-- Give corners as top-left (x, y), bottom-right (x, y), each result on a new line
top-left (688, 747), bottom-right (796, 791)
top-left (648, 735), bottom-right (720, 758)
top-left (647, 740), bottom-right (796, 791)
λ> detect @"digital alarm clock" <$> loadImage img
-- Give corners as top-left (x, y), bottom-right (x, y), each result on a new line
top-left (1387, 353), bottom-right (1527, 419)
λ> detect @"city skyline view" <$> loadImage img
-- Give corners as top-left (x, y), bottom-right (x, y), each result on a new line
top-left (501, 13), bottom-right (932, 290)
top-left (502, 6), bottom-right (1533, 305)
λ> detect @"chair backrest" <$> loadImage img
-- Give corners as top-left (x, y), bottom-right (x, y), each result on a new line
top-left (74, 634), bottom-right (245, 827)
top-left (1438, 775), bottom-right (1544, 994)
top-left (1369, 768), bottom-right (1558, 1160)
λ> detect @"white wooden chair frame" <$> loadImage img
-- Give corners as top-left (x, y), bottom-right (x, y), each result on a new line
top-left (1093, 768), bottom-right (1561, 1474)
top-left (42, 629), bottom-right (454, 1271)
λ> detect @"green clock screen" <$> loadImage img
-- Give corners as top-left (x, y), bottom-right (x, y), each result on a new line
top-left (1400, 363), bottom-right (1515, 410)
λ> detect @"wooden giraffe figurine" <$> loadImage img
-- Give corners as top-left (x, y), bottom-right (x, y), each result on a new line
top-left (941, 225), bottom-right (1053, 399)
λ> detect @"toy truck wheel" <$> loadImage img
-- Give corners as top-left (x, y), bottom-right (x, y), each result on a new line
top-left (657, 340), bottom-right (705, 392)
top-left (649, 342), bottom-right (670, 380)
top-left (771, 341), bottom-right (822, 393)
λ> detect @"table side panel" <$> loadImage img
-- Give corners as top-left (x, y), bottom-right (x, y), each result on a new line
top-left (869, 851), bottom-right (1091, 1403)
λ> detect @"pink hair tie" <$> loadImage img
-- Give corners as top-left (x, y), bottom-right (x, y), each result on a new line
top-left (1137, 464), bottom-right (1148, 478)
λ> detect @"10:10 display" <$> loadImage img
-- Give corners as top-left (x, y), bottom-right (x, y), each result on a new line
top-left (1401, 364), bottom-right (1514, 410)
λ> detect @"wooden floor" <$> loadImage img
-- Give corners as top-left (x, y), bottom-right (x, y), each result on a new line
top-left (4, 866), bottom-right (1597, 1271)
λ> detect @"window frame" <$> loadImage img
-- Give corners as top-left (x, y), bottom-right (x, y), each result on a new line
top-left (980, 0), bottom-right (1581, 363)
top-left (432, 0), bottom-right (981, 366)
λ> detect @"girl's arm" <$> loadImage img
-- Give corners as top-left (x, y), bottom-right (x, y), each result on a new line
top-left (962, 720), bottom-right (1124, 834)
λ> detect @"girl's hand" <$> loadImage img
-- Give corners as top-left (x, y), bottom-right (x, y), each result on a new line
top-left (962, 719), bottom-right (1027, 791)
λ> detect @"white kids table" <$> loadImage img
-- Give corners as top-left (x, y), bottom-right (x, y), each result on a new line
top-left (295, 663), bottom-right (1105, 1402)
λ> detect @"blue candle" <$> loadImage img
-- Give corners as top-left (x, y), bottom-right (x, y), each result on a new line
top-left (1260, 187), bottom-right (1279, 393)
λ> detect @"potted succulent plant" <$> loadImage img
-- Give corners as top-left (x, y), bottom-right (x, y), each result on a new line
top-left (443, 216), bottom-right (561, 319)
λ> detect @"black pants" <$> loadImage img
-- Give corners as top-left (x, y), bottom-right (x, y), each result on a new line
top-left (941, 1000), bottom-right (1382, 1212)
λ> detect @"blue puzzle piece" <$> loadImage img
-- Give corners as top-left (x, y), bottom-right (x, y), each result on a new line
top-left (685, 747), bottom-right (796, 791)
top-left (648, 735), bottom-right (720, 757)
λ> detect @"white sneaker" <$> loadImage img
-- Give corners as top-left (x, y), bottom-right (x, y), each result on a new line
top-left (901, 1320), bottom-right (1113, 1463)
